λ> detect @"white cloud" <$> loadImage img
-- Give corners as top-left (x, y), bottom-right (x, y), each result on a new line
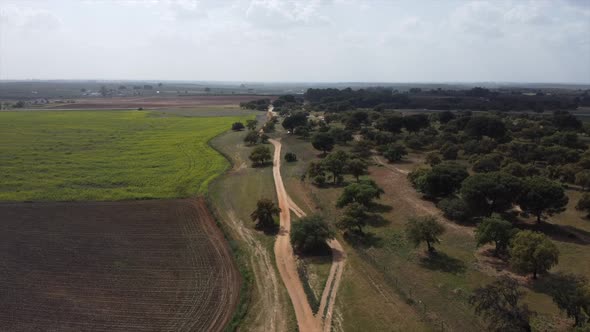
top-left (0, 4), bottom-right (61, 31)
top-left (245, 0), bottom-right (331, 29)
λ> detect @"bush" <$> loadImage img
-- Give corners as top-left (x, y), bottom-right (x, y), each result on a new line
top-left (285, 152), bottom-right (297, 162)
top-left (313, 175), bottom-right (326, 186)
top-left (425, 152), bottom-right (442, 166)
top-left (440, 143), bottom-right (459, 160)
top-left (472, 153), bottom-right (503, 173)
top-left (383, 144), bottom-right (408, 162)
top-left (232, 122), bottom-right (245, 131)
top-left (438, 197), bottom-right (471, 222)
top-left (249, 146), bottom-right (272, 167)
top-left (244, 131), bottom-right (259, 145)
top-left (290, 215), bottom-right (334, 254)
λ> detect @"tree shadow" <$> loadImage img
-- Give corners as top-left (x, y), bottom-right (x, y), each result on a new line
top-left (367, 213), bottom-right (391, 228)
top-left (529, 272), bottom-right (573, 297)
top-left (294, 242), bottom-right (333, 257)
top-left (251, 161), bottom-right (273, 168)
top-left (419, 251), bottom-right (466, 275)
top-left (369, 202), bottom-right (393, 213)
top-left (256, 223), bottom-right (280, 236)
top-left (516, 221), bottom-right (590, 245)
top-left (343, 231), bottom-right (383, 249)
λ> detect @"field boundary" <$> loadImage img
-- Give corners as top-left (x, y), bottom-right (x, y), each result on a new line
top-left (206, 128), bottom-right (254, 331)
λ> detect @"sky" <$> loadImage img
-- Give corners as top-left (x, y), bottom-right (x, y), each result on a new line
top-left (0, 0), bottom-right (589, 83)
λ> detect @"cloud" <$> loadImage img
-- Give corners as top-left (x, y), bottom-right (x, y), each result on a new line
top-left (0, 4), bottom-right (61, 31)
top-left (245, 0), bottom-right (331, 29)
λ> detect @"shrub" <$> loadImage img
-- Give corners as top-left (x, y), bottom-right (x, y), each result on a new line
top-left (232, 122), bottom-right (245, 131)
top-left (440, 143), bottom-right (459, 160)
top-left (383, 144), bottom-right (408, 162)
top-left (285, 152), bottom-right (297, 162)
top-left (290, 215), bottom-right (334, 254)
top-left (438, 197), bottom-right (471, 222)
top-left (249, 146), bottom-right (272, 167)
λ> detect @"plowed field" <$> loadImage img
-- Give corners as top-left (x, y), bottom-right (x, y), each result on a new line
top-left (0, 198), bottom-right (239, 331)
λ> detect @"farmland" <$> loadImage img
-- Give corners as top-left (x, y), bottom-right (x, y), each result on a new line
top-left (0, 110), bottom-right (251, 201)
top-left (0, 198), bottom-right (239, 331)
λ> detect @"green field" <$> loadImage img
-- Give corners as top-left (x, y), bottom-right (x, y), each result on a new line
top-left (0, 110), bottom-right (250, 201)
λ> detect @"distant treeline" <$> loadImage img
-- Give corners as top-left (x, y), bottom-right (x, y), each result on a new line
top-left (304, 87), bottom-right (589, 112)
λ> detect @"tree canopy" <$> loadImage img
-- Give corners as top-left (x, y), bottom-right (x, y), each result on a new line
top-left (290, 215), bottom-right (334, 254)
top-left (336, 180), bottom-right (383, 208)
top-left (469, 277), bottom-right (532, 332)
top-left (249, 145), bottom-right (272, 167)
top-left (311, 132), bottom-right (335, 155)
top-left (250, 199), bottom-right (281, 230)
top-left (405, 215), bottom-right (445, 252)
top-left (337, 202), bottom-right (369, 234)
top-left (549, 273), bottom-right (590, 327)
top-left (282, 112), bottom-right (308, 131)
top-left (414, 162), bottom-right (469, 198)
top-left (517, 176), bottom-right (568, 223)
top-left (461, 172), bottom-right (523, 216)
top-left (475, 217), bottom-right (515, 256)
top-left (509, 230), bottom-right (559, 279)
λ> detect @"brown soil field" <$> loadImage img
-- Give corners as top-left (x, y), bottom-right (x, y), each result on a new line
top-left (42, 95), bottom-right (275, 109)
top-left (0, 198), bottom-right (239, 331)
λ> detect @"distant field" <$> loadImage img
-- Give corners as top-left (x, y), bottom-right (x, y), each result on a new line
top-left (0, 110), bottom-right (251, 201)
top-left (30, 95), bottom-right (275, 110)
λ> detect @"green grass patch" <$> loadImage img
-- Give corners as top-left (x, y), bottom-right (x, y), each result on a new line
top-left (0, 110), bottom-right (250, 201)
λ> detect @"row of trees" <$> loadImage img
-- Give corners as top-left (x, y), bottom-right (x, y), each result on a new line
top-left (304, 86), bottom-right (586, 113)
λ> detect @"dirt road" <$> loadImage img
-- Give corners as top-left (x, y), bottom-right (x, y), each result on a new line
top-left (270, 139), bottom-right (346, 332)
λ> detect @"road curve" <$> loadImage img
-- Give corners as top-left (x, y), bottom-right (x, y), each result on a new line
top-left (270, 138), bottom-right (346, 332)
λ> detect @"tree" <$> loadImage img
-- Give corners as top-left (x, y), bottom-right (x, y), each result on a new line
top-left (284, 152), bottom-right (297, 162)
top-left (336, 180), bottom-right (383, 208)
top-left (405, 215), bottom-right (445, 252)
top-left (576, 170), bottom-right (590, 191)
top-left (329, 127), bottom-right (353, 144)
top-left (250, 199), bottom-right (281, 229)
top-left (550, 274), bottom-right (590, 327)
top-left (440, 143), bottom-right (459, 160)
top-left (437, 110), bottom-right (455, 124)
top-left (475, 217), bottom-right (515, 256)
top-left (553, 110), bottom-right (582, 131)
top-left (337, 203), bottom-right (369, 234)
top-left (100, 85), bottom-right (108, 97)
top-left (249, 146), bottom-right (272, 167)
top-left (403, 114), bottom-right (429, 133)
top-left (576, 193), bottom-right (590, 218)
top-left (473, 154), bottom-right (503, 173)
top-left (510, 231), bottom-right (559, 279)
top-left (517, 176), bottom-right (568, 223)
top-left (425, 152), bottom-right (442, 166)
top-left (438, 197), bottom-right (471, 223)
top-left (311, 132), bottom-right (335, 155)
top-left (232, 122), bottom-right (245, 131)
top-left (322, 150), bottom-right (348, 184)
top-left (469, 277), bottom-right (533, 332)
top-left (465, 115), bottom-right (506, 139)
top-left (461, 172), bottom-right (523, 216)
top-left (417, 162), bottom-right (469, 198)
top-left (282, 113), bottom-right (308, 131)
top-left (290, 215), bottom-right (334, 254)
top-left (244, 131), bottom-right (259, 145)
top-left (246, 119), bottom-right (258, 131)
top-left (263, 120), bottom-right (275, 133)
top-left (346, 159), bottom-right (368, 181)
top-left (382, 144), bottom-right (407, 162)
top-left (375, 114), bottom-right (404, 133)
